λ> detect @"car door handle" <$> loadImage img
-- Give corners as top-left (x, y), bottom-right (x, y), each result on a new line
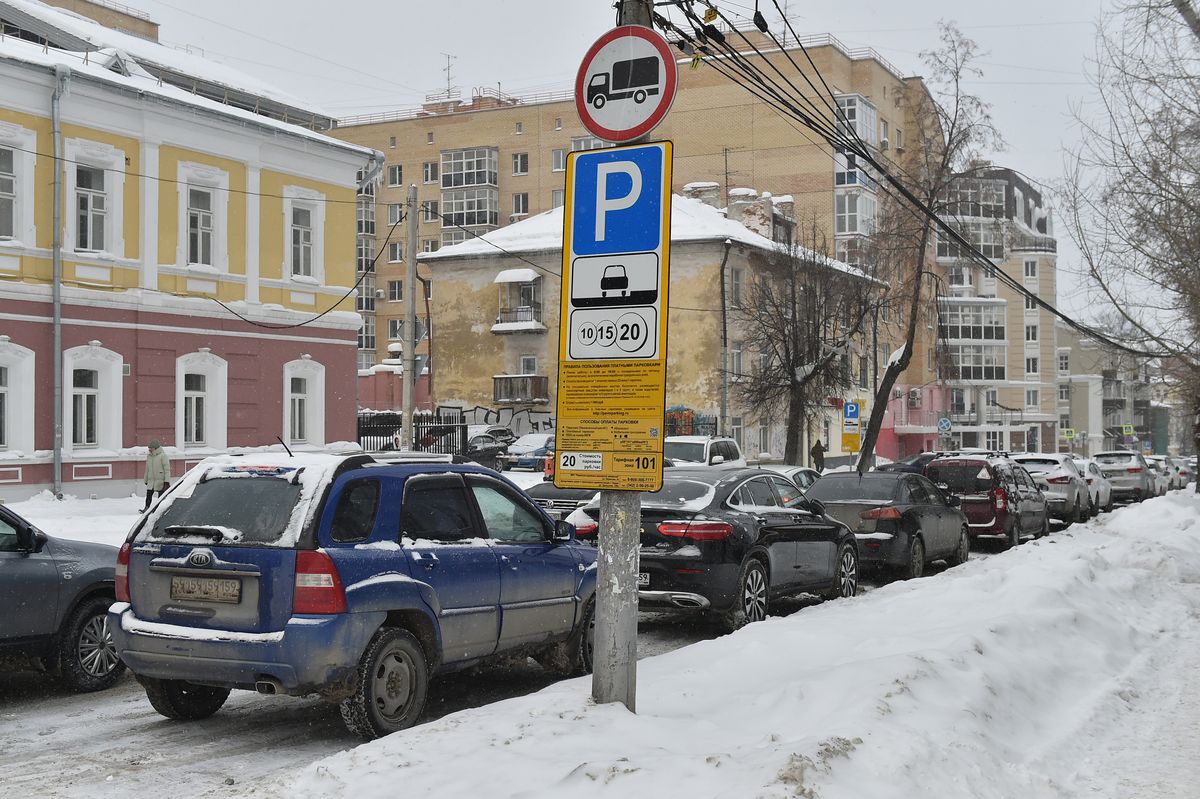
top-left (411, 552), bottom-right (438, 569)
top-left (499, 554), bottom-right (518, 570)
top-left (752, 515), bottom-right (769, 525)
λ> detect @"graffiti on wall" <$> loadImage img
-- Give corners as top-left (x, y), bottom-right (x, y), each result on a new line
top-left (435, 404), bottom-right (556, 435)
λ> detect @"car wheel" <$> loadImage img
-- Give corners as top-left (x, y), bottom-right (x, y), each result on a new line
top-left (1105, 497), bottom-right (1114, 513)
top-left (900, 535), bottom-right (925, 579)
top-left (341, 627), bottom-right (429, 739)
top-left (722, 558), bottom-right (769, 631)
top-left (1071, 499), bottom-right (1083, 525)
top-left (539, 597), bottom-right (595, 676)
top-left (1036, 513), bottom-right (1050, 539)
top-left (140, 676), bottom-right (230, 720)
top-left (823, 543), bottom-right (858, 599)
top-left (58, 596), bottom-right (126, 692)
top-left (946, 526), bottom-right (970, 566)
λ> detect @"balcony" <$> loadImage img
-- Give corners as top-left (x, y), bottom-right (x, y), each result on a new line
top-left (1011, 232), bottom-right (1057, 253)
top-left (494, 374), bottom-right (549, 404)
top-left (492, 304), bottom-right (547, 333)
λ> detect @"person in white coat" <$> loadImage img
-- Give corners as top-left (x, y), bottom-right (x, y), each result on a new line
top-left (142, 440), bottom-right (172, 512)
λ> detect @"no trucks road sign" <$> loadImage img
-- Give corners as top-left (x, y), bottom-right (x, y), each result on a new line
top-left (555, 141), bottom-right (672, 492)
top-left (575, 25), bottom-right (678, 143)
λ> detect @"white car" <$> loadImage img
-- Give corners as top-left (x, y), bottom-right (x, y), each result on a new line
top-left (1147, 456), bottom-right (1185, 491)
top-left (663, 436), bottom-right (747, 468)
top-left (1073, 458), bottom-right (1114, 515)
top-left (1144, 459), bottom-right (1169, 496)
top-left (761, 464), bottom-right (822, 492)
top-left (1010, 453), bottom-right (1091, 524)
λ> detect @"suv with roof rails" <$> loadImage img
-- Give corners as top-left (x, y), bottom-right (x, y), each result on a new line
top-left (110, 453), bottom-right (597, 740)
top-left (925, 454), bottom-right (1050, 548)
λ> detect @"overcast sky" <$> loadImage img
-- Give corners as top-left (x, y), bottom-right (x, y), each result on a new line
top-left (133, 0), bottom-right (1112, 317)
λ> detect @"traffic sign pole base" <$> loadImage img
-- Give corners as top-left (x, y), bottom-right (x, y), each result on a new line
top-left (591, 489), bottom-right (639, 711)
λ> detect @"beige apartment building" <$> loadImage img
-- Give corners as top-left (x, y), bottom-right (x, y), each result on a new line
top-left (936, 166), bottom-right (1060, 453)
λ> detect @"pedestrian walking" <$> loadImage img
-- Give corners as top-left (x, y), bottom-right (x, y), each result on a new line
top-left (143, 439), bottom-right (171, 511)
top-left (810, 439), bottom-right (827, 472)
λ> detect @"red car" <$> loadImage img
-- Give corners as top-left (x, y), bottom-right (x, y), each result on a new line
top-left (924, 455), bottom-right (1050, 548)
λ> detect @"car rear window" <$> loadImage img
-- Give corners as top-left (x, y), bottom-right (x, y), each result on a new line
top-left (642, 479), bottom-right (715, 507)
top-left (807, 474), bottom-right (900, 502)
top-left (664, 442), bottom-right (706, 463)
top-left (925, 461), bottom-right (993, 493)
top-left (1095, 453), bottom-right (1136, 464)
top-left (139, 476), bottom-right (304, 545)
top-left (1015, 458), bottom-right (1061, 469)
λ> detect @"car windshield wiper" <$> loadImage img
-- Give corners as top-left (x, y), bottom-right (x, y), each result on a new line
top-left (160, 525), bottom-right (226, 543)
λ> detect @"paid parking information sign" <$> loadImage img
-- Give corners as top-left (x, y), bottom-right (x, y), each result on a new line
top-left (555, 141), bottom-right (672, 491)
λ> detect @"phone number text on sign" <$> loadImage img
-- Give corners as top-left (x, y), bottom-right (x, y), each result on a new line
top-left (559, 452), bottom-right (604, 471)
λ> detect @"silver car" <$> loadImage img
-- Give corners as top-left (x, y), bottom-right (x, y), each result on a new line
top-left (1093, 450), bottom-right (1152, 503)
top-left (1073, 458), bottom-right (1114, 515)
top-left (1010, 453), bottom-right (1090, 523)
top-left (1147, 456), bottom-right (1185, 491)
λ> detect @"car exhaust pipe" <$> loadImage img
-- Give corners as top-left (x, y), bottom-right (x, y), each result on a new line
top-left (255, 679), bottom-right (283, 695)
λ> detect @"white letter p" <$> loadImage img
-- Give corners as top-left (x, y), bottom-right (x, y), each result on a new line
top-left (595, 161), bottom-right (642, 242)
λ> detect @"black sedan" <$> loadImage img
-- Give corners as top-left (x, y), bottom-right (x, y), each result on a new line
top-left (805, 471), bottom-right (969, 579)
top-left (567, 468), bottom-right (859, 630)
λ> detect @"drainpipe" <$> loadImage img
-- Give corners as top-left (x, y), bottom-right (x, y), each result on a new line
top-left (717, 239), bottom-right (732, 437)
top-left (51, 66), bottom-right (71, 499)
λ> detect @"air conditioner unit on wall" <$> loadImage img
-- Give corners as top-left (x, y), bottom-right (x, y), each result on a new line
top-left (907, 388), bottom-right (922, 408)
top-left (893, 388), bottom-right (904, 399)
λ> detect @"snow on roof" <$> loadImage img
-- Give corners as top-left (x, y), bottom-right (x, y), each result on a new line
top-left (493, 268), bottom-right (540, 284)
top-left (422, 195), bottom-right (867, 279)
top-left (2, 0), bottom-right (328, 118)
top-left (0, 32), bottom-right (373, 155)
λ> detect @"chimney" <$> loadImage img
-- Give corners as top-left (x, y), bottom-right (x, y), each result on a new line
top-left (682, 181), bottom-right (721, 208)
top-left (728, 188), bottom-right (772, 238)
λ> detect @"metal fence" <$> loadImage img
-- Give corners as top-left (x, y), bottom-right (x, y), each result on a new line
top-left (357, 412), bottom-right (467, 455)
top-left (664, 412), bottom-right (718, 438)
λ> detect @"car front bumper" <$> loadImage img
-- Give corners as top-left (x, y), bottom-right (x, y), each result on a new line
top-left (109, 603), bottom-right (384, 698)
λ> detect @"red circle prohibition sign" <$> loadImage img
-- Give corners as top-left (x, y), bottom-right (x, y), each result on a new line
top-left (575, 25), bottom-right (678, 143)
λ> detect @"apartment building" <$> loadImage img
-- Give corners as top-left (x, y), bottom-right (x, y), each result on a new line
top-left (331, 26), bottom-right (946, 459)
top-left (0, 0), bottom-right (380, 498)
top-left (935, 166), bottom-right (1060, 453)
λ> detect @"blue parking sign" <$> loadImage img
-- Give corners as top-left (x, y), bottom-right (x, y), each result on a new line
top-left (844, 401), bottom-right (860, 421)
top-left (571, 145), bottom-right (665, 256)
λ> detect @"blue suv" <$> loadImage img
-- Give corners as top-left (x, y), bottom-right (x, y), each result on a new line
top-left (109, 453), bottom-right (597, 739)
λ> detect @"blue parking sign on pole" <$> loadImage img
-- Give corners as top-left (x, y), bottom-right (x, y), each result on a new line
top-left (844, 401), bottom-right (860, 421)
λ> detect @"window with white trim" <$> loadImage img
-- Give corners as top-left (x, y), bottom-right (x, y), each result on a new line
top-left (359, 315), bottom-right (376, 351)
top-left (512, 193), bottom-right (529, 216)
top-left (985, 430), bottom-right (1002, 450)
top-left (356, 196), bottom-right (375, 235)
top-left (835, 190), bottom-right (875, 235)
top-left (554, 117), bottom-right (563, 130)
top-left (1058, 352), bottom-right (1070, 374)
top-left (512, 153), bottom-right (529, 175)
top-left (0, 340), bottom-right (32, 454)
top-left (388, 242), bottom-right (403, 263)
top-left (730, 267), bottom-right (743, 306)
top-left (1025, 324), bottom-right (1039, 343)
top-left (1025, 389), bottom-right (1040, 409)
top-left (0, 147), bottom-right (13, 240)
top-left (423, 238), bottom-right (440, 253)
top-left (387, 164), bottom-right (402, 186)
top-left (730, 343), bottom-right (744, 378)
top-left (1024, 259), bottom-right (1038, 278)
top-left (388, 280), bottom-right (402, 301)
top-left (71, 369), bottom-right (99, 447)
top-left (388, 203), bottom-right (402, 225)
top-left (423, 201), bottom-right (439, 223)
top-left (284, 187), bottom-right (325, 283)
top-left (183, 373), bottom-right (206, 445)
top-left (1025, 356), bottom-right (1039, 376)
top-left (519, 354), bottom-right (537, 375)
top-left (835, 95), bottom-right (877, 145)
top-left (1025, 294), bottom-right (1037, 311)
top-left (551, 149), bottom-right (567, 171)
top-left (758, 421), bottom-right (770, 454)
top-left (176, 352), bottom-right (227, 450)
top-left (551, 189), bottom-right (564, 208)
top-left (284, 358), bottom-right (326, 447)
top-left (423, 162), bottom-right (438, 183)
top-left (75, 166), bottom-right (106, 252)
top-left (356, 237), bottom-right (375, 273)
top-left (570, 136), bottom-right (608, 151)
top-left (1058, 383), bottom-right (1070, 401)
top-left (388, 319), bottom-right (403, 340)
top-left (357, 273), bottom-right (375, 312)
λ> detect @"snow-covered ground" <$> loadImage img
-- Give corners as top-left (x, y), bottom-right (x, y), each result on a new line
top-left (6, 483), bottom-right (1197, 798)
top-left (269, 491), bottom-right (1200, 799)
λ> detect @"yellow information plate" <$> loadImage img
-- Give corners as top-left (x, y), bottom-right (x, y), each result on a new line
top-left (555, 141), bottom-right (672, 491)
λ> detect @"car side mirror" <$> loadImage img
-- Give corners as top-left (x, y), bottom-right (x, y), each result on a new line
top-left (710, 455), bottom-right (725, 465)
top-left (15, 525), bottom-right (37, 553)
top-left (553, 519), bottom-right (573, 543)
top-left (800, 497), bottom-right (826, 516)
top-left (946, 494), bottom-right (961, 507)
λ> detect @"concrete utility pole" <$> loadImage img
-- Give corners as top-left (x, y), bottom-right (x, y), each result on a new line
top-left (401, 184), bottom-right (419, 450)
top-left (591, 0), bottom-right (654, 713)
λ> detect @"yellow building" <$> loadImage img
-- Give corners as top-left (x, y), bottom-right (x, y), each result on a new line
top-left (0, 0), bottom-right (381, 499)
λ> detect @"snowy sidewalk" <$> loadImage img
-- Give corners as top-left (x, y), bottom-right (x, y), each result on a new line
top-left (274, 492), bottom-right (1200, 799)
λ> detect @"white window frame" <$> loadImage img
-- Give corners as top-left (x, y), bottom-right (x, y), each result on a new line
top-left (551, 189), bottom-right (564, 208)
top-left (1025, 389), bottom-right (1040, 409)
top-left (551, 149), bottom-right (567, 172)
top-left (0, 122), bottom-right (37, 246)
top-left (282, 186), bottom-right (325, 284)
top-left (387, 164), bottom-right (403, 186)
top-left (62, 343), bottom-right (123, 453)
top-left (175, 351), bottom-right (228, 451)
top-left (519, 354), bottom-right (538, 375)
top-left (1058, 383), bottom-right (1071, 402)
top-left (423, 161), bottom-right (438, 183)
top-left (1058, 352), bottom-right (1070, 374)
top-left (0, 338), bottom-right (34, 454)
top-left (512, 192), bottom-right (529, 216)
top-left (388, 203), bottom-right (403, 225)
top-left (283, 358), bottom-right (325, 448)
top-left (64, 138), bottom-right (125, 257)
top-left (176, 161), bottom-right (229, 271)
top-left (1025, 356), bottom-right (1039, 376)
top-left (388, 242), bottom-right (403, 263)
top-left (1025, 324), bottom-right (1039, 343)
top-left (512, 152), bottom-right (529, 175)
top-left (388, 279), bottom-right (402, 301)
top-left (422, 201), bottom-right (439, 223)
top-left (1024, 259), bottom-right (1038, 279)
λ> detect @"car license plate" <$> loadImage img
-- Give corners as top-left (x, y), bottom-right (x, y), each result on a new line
top-left (637, 572), bottom-right (650, 587)
top-left (170, 575), bottom-right (241, 604)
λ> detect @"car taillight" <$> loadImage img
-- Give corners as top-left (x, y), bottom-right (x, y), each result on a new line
top-left (859, 506), bottom-right (902, 520)
top-left (1048, 476), bottom-right (1070, 484)
top-left (573, 519), bottom-right (598, 537)
top-left (994, 487), bottom-right (1007, 510)
top-left (657, 520), bottom-right (734, 540)
top-left (115, 542), bottom-right (131, 602)
top-left (1127, 467), bottom-right (1143, 473)
top-left (294, 550), bottom-right (347, 614)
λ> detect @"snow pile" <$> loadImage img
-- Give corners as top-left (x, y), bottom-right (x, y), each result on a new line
top-left (277, 492), bottom-right (1200, 799)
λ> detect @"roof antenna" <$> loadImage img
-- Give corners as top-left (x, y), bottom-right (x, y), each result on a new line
top-left (276, 436), bottom-right (294, 457)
